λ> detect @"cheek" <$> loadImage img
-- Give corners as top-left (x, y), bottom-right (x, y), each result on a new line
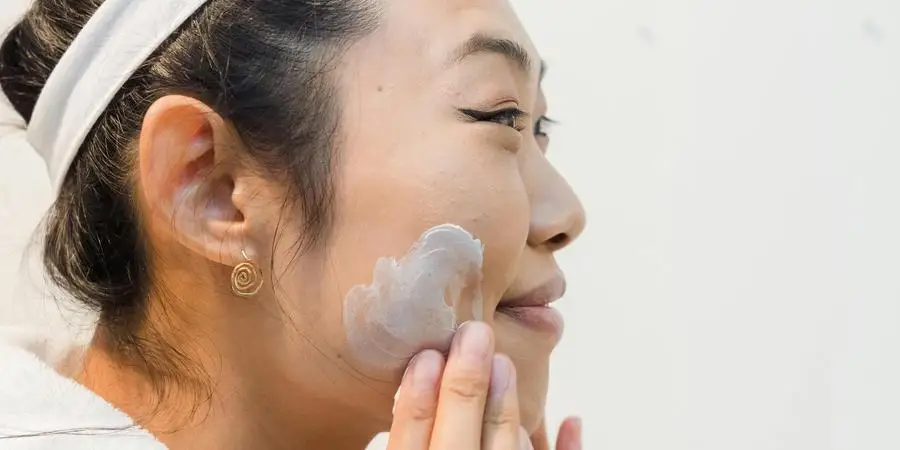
top-left (312, 137), bottom-right (529, 374)
top-left (332, 138), bottom-right (529, 309)
top-left (343, 224), bottom-right (484, 372)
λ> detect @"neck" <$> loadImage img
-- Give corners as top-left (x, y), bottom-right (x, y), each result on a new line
top-left (76, 330), bottom-right (379, 450)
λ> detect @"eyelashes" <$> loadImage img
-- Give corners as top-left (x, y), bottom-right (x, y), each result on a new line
top-left (534, 115), bottom-right (556, 138)
top-left (459, 107), bottom-right (529, 131)
top-left (459, 107), bottom-right (555, 137)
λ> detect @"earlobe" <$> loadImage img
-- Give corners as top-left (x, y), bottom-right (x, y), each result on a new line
top-left (137, 95), bottom-right (252, 267)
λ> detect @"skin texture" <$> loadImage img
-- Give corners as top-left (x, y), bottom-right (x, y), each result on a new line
top-left (389, 323), bottom-right (584, 450)
top-left (76, 0), bottom-right (585, 448)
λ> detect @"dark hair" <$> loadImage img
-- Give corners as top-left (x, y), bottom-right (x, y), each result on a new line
top-left (0, 0), bottom-right (379, 414)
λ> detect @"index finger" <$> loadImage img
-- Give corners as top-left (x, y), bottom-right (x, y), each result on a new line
top-left (429, 321), bottom-right (495, 450)
top-left (387, 350), bottom-right (446, 450)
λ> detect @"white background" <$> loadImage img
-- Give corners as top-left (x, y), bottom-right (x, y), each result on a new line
top-left (3, 1), bottom-right (899, 449)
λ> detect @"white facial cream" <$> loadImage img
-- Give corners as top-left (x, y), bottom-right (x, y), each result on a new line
top-left (342, 224), bottom-right (484, 371)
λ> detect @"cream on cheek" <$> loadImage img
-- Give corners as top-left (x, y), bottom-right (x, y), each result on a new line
top-left (342, 224), bottom-right (484, 372)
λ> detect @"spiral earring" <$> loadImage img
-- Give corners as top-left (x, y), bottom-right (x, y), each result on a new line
top-left (231, 249), bottom-right (264, 298)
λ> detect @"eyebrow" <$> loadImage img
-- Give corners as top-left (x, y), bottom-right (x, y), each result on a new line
top-left (451, 33), bottom-right (537, 77)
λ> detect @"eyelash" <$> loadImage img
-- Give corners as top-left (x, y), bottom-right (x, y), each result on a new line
top-left (534, 116), bottom-right (556, 138)
top-left (460, 108), bottom-right (555, 137)
top-left (460, 107), bottom-right (528, 131)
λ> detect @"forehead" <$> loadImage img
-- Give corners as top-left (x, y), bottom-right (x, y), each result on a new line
top-left (369, 0), bottom-right (541, 79)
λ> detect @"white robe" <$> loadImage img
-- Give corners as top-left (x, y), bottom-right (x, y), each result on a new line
top-left (0, 328), bottom-right (164, 449)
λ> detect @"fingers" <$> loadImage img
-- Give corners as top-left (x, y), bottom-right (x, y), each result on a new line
top-left (389, 322), bottom-right (527, 450)
top-left (387, 350), bottom-right (446, 450)
top-left (528, 418), bottom-right (551, 450)
top-left (520, 427), bottom-right (536, 450)
top-left (429, 321), bottom-right (495, 450)
top-left (555, 417), bottom-right (583, 450)
top-left (481, 354), bottom-right (524, 450)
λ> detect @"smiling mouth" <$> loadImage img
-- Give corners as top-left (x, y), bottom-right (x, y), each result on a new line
top-left (496, 275), bottom-right (567, 336)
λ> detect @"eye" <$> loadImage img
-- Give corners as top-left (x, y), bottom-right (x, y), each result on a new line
top-left (534, 116), bottom-right (556, 138)
top-left (459, 108), bottom-right (529, 132)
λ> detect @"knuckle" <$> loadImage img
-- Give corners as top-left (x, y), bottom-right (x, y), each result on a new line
top-left (442, 367), bottom-right (490, 400)
top-left (402, 390), bottom-right (439, 422)
top-left (405, 398), bottom-right (438, 422)
top-left (484, 403), bottom-right (519, 427)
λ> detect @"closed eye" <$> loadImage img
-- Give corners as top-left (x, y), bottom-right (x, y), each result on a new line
top-left (534, 115), bottom-right (556, 138)
top-left (459, 107), bottom-right (530, 132)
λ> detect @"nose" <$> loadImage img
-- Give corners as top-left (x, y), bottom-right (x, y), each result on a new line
top-left (524, 154), bottom-right (586, 252)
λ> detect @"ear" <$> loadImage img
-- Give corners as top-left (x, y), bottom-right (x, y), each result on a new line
top-left (137, 95), bottom-right (254, 266)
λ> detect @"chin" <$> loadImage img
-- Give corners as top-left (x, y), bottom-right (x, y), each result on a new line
top-left (507, 350), bottom-right (551, 435)
top-left (518, 382), bottom-right (549, 435)
top-left (494, 314), bottom-right (556, 433)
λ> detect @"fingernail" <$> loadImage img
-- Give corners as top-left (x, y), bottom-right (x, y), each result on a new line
top-left (489, 354), bottom-right (514, 399)
top-left (393, 353), bottom-right (415, 416)
top-left (394, 352), bottom-right (443, 416)
top-left (573, 417), bottom-right (583, 450)
top-left (560, 417), bottom-right (583, 450)
top-left (400, 352), bottom-right (422, 384)
top-left (410, 351), bottom-right (443, 390)
top-left (451, 321), bottom-right (492, 363)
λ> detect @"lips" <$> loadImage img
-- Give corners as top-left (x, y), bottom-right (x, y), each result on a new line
top-left (496, 276), bottom-right (567, 337)
top-left (498, 276), bottom-right (566, 308)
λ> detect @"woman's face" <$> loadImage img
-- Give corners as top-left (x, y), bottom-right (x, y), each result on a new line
top-left (267, 0), bottom-right (585, 433)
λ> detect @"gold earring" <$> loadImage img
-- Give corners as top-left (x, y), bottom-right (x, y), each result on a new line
top-left (231, 249), bottom-right (263, 298)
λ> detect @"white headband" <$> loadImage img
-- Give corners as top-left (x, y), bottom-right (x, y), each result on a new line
top-left (1, 0), bottom-right (209, 194)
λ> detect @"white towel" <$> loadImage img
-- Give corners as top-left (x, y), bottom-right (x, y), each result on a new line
top-left (0, 327), bottom-right (164, 449)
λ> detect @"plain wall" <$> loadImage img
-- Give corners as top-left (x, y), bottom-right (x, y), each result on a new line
top-left (2, 1), bottom-right (899, 449)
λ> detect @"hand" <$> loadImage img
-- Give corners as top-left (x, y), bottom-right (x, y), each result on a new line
top-left (529, 417), bottom-right (582, 450)
top-left (388, 321), bottom-right (532, 449)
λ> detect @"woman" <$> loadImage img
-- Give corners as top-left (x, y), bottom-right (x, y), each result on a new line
top-left (0, 0), bottom-right (585, 448)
